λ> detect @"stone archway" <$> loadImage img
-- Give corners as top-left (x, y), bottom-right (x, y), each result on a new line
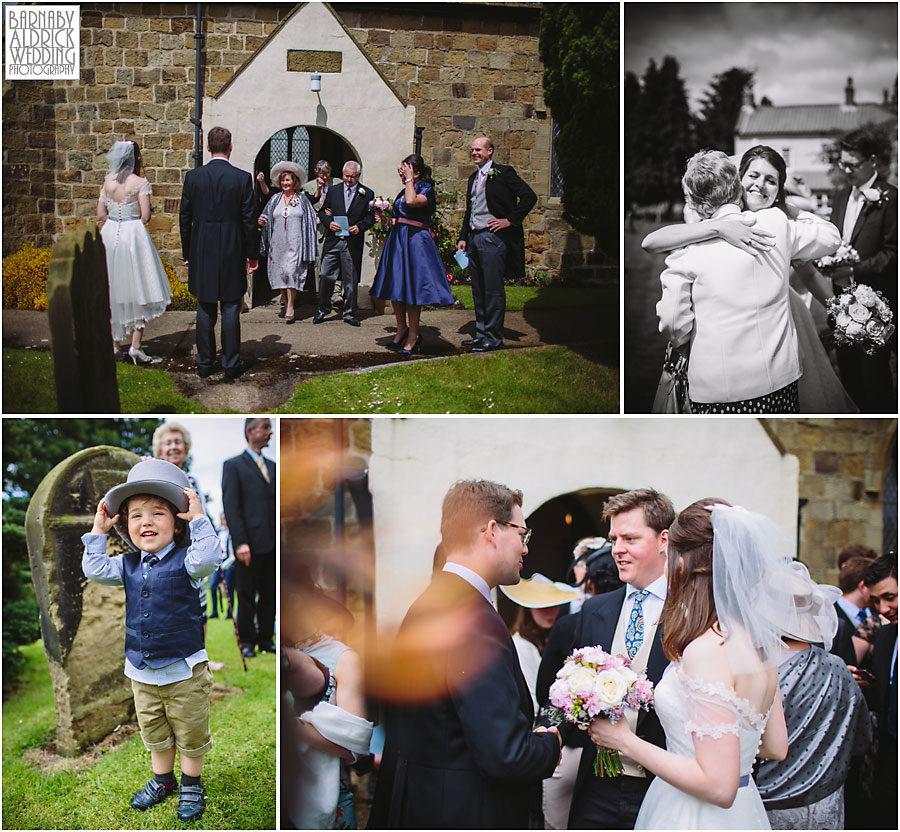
top-left (254, 124), bottom-right (358, 190)
top-left (203, 2), bottom-right (416, 304)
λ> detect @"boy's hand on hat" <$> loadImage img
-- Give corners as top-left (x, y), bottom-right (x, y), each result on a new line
top-left (178, 488), bottom-right (204, 522)
top-left (91, 499), bottom-right (119, 535)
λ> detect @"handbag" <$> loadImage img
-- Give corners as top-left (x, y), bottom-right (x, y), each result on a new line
top-left (651, 342), bottom-right (692, 414)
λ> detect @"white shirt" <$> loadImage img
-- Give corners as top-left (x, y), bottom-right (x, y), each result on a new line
top-left (442, 561), bottom-right (491, 604)
top-left (841, 171), bottom-right (878, 243)
top-left (624, 573), bottom-right (667, 630)
top-left (837, 596), bottom-right (869, 625)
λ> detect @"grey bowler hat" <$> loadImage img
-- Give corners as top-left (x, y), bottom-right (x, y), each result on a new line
top-left (103, 458), bottom-right (191, 517)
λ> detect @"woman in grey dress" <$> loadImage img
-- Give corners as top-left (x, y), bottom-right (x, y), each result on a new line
top-left (258, 161), bottom-right (318, 324)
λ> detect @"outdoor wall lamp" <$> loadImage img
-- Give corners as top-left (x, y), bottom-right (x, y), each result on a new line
top-left (310, 72), bottom-right (321, 92)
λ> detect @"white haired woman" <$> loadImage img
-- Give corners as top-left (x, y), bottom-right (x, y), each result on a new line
top-left (258, 161), bottom-right (318, 324)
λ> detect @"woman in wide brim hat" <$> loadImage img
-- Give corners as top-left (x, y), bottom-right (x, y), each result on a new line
top-left (258, 160), bottom-right (318, 323)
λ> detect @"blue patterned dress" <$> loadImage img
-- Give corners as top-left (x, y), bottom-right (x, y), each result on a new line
top-left (370, 181), bottom-right (454, 306)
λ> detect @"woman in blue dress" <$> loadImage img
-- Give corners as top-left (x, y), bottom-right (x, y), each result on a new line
top-left (371, 154), bottom-right (454, 354)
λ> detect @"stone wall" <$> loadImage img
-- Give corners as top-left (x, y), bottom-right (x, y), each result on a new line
top-left (765, 418), bottom-right (896, 583)
top-left (2, 2), bottom-right (597, 276)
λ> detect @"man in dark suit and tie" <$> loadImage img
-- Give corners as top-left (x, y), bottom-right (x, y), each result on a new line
top-left (222, 418), bottom-right (275, 657)
top-left (313, 160), bottom-right (375, 327)
top-left (564, 489), bottom-right (674, 829)
top-left (826, 128), bottom-right (898, 412)
top-left (457, 136), bottom-right (537, 352)
top-left (179, 126), bottom-right (259, 380)
top-left (369, 479), bottom-right (561, 829)
top-left (863, 556), bottom-right (897, 829)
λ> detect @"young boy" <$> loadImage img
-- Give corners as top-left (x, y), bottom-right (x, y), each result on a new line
top-left (82, 458), bottom-right (223, 822)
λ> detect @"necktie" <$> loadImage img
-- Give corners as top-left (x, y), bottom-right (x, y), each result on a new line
top-left (255, 455), bottom-right (270, 483)
top-left (476, 168), bottom-right (486, 192)
top-left (345, 186), bottom-right (353, 210)
top-left (625, 589), bottom-right (650, 660)
top-left (142, 555), bottom-right (159, 581)
top-left (857, 608), bottom-right (869, 625)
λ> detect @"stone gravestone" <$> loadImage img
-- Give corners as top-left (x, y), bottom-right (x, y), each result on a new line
top-left (46, 227), bottom-right (120, 413)
top-left (25, 445), bottom-right (138, 756)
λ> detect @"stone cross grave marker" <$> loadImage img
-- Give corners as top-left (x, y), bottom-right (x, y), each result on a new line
top-left (46, 227), bottom-right (120, 413)
top-left (25, 445), bottom-right (138, 756)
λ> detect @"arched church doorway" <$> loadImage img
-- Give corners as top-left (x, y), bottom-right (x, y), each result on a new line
top-left (497, 487), bottom-right (625, 629)
top-left (254, 125), bottom-right (358, 194)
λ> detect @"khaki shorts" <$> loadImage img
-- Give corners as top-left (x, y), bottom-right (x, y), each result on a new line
top-left (131, 661), bottom-right (213, 757)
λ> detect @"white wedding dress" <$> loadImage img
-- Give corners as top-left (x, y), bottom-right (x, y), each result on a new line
top-left (635, 663), bottom-right (771, 829)
top-left (99, 177), bottom-right (171, 342)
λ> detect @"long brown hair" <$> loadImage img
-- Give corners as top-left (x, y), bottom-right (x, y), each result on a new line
top-left (511, 605), bottom-right (558, 654)
top-left (660, 498), bottom-right (730, 661)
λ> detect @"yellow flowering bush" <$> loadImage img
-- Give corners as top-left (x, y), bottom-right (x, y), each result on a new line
top-left (161, 256), bottom-right (195, 311)
top-left (2, 242), bottom-right (52, 311)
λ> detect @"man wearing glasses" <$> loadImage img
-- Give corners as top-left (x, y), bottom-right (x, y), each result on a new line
top-left (826, 128), bottom-right (898, 412)
top-left (562, 488), bottom-right (674, 829)
top-left (370, 479), bottom-right (560, 829)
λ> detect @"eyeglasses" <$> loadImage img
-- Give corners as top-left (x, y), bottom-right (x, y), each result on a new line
top-left (499, 521), bottom-right (532, 545)
top-left (839, 157), bottom-right (868, 173)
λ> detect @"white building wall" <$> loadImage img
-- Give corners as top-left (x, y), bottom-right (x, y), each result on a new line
top-left (203, 3), bottom-right (416, 302)
top-left (369, 418), bottom-right (799, 632)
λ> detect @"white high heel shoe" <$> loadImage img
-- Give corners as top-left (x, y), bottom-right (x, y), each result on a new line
top-left (128, 346), bottom-right (161, 364)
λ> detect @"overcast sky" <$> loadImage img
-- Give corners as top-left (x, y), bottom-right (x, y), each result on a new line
top-left (625, 2), bottom-right (898, 111)
top-left (181, 416), bottom-right (274, 523)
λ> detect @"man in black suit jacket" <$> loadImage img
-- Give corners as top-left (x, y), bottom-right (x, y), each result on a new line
top-left (457, 136), bottom-right (537, 352)
top-left (563, 488), bottom-right (674, 829)
top-left (179, 126), bottom-right (259, 380)
top-left (221, 418), bottom-right (275, 657)
top-left (826, 129), bottom-right (898, 412)
top-left (313, 160), bottom-right (375, 327)
top-left (370, 479), bottom-right (561, 829)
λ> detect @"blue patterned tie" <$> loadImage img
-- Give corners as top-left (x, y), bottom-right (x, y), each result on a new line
top-left (856, 608), bottom-right (869, 625)
top-left (141, 555), bottom-right (159, 581)
top-left (625, 589), bottom-right (650, 660)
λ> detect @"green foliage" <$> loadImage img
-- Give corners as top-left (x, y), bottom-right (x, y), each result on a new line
top-left (540, 3), bottom-right (618, 248)
top-left (275, 344), bottom-right (618, 414)
top-left (695, 68), bottom-right (755, 154)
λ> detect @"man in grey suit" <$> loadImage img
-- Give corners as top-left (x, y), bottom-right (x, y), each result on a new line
top-left (179, 126), bottom-right (258, 380)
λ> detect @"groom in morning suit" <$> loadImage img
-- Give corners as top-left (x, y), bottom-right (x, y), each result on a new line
top-left (369, 480), bottom-right (561, 829)
top-left (826, 128), bottom-right (898, 413)
top-left (457, 136), bottom-right (537, 352)
top-left (179, 126), bottom-right (259, 380)
top-left (564, 488), bottom-right (674, 829)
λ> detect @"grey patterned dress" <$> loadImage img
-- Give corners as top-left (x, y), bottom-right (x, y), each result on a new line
top-left (260, 191), bottom-right (318, 290)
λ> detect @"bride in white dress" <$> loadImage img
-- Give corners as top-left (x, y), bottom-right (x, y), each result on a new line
top-left (590, 500), bottom-right (792, 829)
top-left (96, 140), bottom-right (171, 363)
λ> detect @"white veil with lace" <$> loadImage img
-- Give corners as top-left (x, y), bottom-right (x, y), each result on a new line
top-left (707, 504), bottom-right (800, 671)
top-left (105, 140), bottom-right (135, 183)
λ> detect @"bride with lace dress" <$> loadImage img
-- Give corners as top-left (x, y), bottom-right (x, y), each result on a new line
top-left (590, 501), bottom-right (793, 829)
top-left (96, 140), bottom-right (171, 363)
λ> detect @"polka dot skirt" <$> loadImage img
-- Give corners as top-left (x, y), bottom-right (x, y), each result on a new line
top-left (691, 381), bottom-right (799, 414)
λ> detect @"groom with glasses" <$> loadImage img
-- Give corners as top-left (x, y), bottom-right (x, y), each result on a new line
top-left (825, 128), bottom-right (898, 412)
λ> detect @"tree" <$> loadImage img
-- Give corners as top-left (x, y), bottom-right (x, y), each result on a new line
top-left (695, 68), bottom-right (755, 155)
top-left (540, 3), bottom-right (617, 252)
top-left (2, 418), bottom-right (161, 694)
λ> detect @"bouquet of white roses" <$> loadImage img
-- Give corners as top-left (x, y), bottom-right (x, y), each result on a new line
top-left (545, 645), bottom-right (655, 777)
top-left (815, 242), bottom-right (859, 271)
top-left (826, 281), bottom-right (895, 355)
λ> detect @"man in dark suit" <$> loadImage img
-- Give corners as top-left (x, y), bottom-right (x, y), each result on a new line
top-left (313, 160), bottom-right (375, 327)
top-left (370, 479), bottom-right (561, 829)
top-left (221, 418), bottom-right (275, 657)
top-left (457, 136), bottom-right (537, 352)
top-left (864, 556), bottom-right (897, 829)
top-left (826, 128), bottom-right (898, 412)
top-left (564, 488), bottom-right (674, 829)
top-left (179, 126), bottom-right (259, 380)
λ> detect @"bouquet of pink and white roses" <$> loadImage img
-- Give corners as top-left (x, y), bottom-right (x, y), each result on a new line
top-left (826, 281), bottom-right (895, 355)
top-left (815, 242), bottom-right (859, 272)
top-left (545, 646), bottom-right (655, 777)
top-left (369, 196), bottom-right (395, 240)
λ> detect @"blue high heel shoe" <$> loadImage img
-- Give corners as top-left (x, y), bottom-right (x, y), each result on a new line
top-left (399, 335), bottom-right (422, 356)
top-left (385, 328), bottom-right (409, 351)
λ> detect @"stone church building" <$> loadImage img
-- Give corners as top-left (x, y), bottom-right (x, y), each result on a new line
top-left (3, 2), bottom-right (596, 295)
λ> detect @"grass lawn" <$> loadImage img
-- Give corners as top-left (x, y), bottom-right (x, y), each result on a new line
top-left (2, 621), bottom-right (275, 830)
top-left (450, 284), bottom-right (609, 310)
top-left (275, 344), bottom-right (618, 413)
top-left (3, 349), bottom-right (205, 414)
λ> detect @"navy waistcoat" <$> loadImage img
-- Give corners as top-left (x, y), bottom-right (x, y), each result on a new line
top-left (122, 545), bottom-right (204, 669)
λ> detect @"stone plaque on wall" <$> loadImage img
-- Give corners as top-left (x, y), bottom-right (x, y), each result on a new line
top-left (287, 49), bottom-right (342, 73)
top-left (25, 446), bottom-right (139, 756)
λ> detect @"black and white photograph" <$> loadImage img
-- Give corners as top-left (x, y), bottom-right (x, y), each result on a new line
top-left (624, 2), bottom-right (898, 415)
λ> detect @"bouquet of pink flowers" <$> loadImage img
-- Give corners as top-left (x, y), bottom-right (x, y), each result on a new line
top-left (369, 196), bottom-right (394, 240)
top-left (826, 281), bottom-right (895, 354)
top-left (815, 242), bottom-right (859, 272)
top-left (546, 645), bottom-right (655, 777)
